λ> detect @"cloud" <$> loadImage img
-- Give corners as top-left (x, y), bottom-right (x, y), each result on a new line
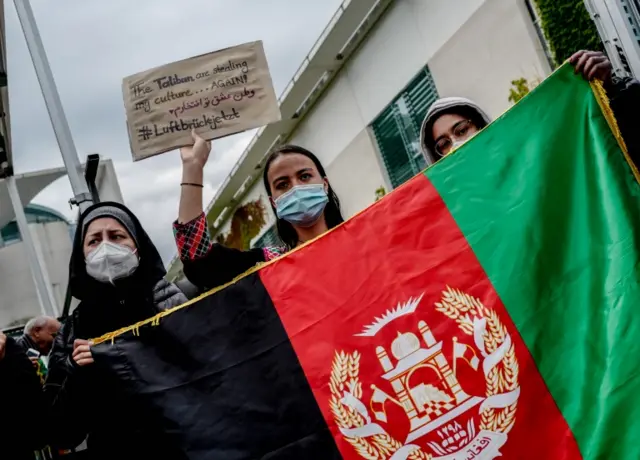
top-left (6, 0), bottom-right (343, 262)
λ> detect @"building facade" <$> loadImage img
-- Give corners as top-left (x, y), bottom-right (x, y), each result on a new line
top-left (168, 0), bottom-right (554, 280)
top-left (0, 204), bottom-right (73, 327)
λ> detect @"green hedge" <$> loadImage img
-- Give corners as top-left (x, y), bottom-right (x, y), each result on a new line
top-left (533, 0), bottom-right (602, 64)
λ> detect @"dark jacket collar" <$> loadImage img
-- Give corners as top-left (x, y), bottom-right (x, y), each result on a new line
top-left (15, 333), bottom-right (38, 353)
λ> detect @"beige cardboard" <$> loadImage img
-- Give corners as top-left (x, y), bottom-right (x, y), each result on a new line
top-left (122, 40), bottom-right (281, 161)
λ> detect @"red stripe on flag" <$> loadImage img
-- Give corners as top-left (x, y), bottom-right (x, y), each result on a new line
top-left (260, 175), bottom-right (581, 459)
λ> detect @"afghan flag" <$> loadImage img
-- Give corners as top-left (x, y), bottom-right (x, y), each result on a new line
top-left (93, 64), bottom-right (640, 460)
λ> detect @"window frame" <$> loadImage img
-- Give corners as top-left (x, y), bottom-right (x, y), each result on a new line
top-left (370, 66), bottom-right (439, 189)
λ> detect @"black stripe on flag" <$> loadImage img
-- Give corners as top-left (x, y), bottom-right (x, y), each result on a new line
top-left (93, 273), bottom-right (342, 460)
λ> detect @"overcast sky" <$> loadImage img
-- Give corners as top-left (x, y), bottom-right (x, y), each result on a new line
top-left (5, 0), bottom-right (343, 262)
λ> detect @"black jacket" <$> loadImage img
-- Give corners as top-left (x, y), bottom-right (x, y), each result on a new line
top-left (0, 336), bottom-right (48, 460)
top-left (44, 202), bottom-right (187, 460)
top-left (15, 333), bottom-right (39, 354)
top-left (183, 244), bottom-right (267, 291)
top-left (608, 76), bottom-right (640, 168)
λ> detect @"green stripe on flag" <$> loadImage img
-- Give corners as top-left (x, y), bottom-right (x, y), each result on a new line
top-left (426, 64), bottom-right (640, 458)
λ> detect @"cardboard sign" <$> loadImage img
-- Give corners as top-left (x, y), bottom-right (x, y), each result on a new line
top-left (122, 41), bottom-right (281, 161)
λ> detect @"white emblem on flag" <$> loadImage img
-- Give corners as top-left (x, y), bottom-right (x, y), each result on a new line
top-left (329, 286), bottom-right (520, 460)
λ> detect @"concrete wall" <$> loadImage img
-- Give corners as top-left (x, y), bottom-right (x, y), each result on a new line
top-left (428, 0), bottom-right (552, 119)
top-left (212, 0), bottom-right (550, 242)
top-left (31, 221), bottom-right (73, 307)
top-left (324, 130), bottom-right (386, 218)
top-left (0, 221), bottom-right (72, 327)
top-left (338, 0), bottom-right (485, 127)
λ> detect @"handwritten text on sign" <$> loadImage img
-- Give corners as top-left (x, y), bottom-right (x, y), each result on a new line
top-left (122, 41), bottom-right (281, 161)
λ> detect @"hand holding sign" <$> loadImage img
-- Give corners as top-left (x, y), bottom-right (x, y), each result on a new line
top-left (181, 130), bottom-right (211, 169)
top-left (122, 41), bottom-right (281, 161)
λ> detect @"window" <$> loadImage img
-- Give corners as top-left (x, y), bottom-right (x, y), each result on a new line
top-left (371, 66), bottom-right (439, 188)
top-left (622, 0), bottom-right (640, 46)
top-left (252, 225), bottom-right (282, 249)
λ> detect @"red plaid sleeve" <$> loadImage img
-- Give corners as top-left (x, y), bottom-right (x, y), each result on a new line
top-left (173, 213), bottom-right (213, 261)
top-left (262, 246), bottom-right (287, 261)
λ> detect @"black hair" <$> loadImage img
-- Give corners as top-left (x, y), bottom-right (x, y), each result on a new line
top-left (262, 145), bottom-right (344, 249)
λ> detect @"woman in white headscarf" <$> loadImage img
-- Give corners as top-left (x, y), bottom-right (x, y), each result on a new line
top-left (419, 96), bottom-right (492, 164)
top-left (420, 51), bottom-right (639, 166)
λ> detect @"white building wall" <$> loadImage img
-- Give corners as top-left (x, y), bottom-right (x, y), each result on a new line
top-left (428, 0), bottom-right (552, 118)
top-left (213, 0), bottom-right (550, 241)
top-left (32, 222), bottom-right (74, 307)
top-left (0, 221), bottom-right (72, 327)
top-left (324, 130), bottom-right (387, 218)
top-left (292, 75), bottom-right (366, 168)
top-left (343, 0), bottom-right (486, 126)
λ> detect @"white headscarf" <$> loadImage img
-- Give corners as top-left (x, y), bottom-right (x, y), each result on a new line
top-left (420, 97), bottom-right (492, 164)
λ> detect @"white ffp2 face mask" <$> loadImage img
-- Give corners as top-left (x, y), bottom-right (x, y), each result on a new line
top-left (85, 241), bottom-right (139, 284)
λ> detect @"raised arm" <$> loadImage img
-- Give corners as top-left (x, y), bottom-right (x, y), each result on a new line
top-left (569, 50), bottom-right (640, 167)
top-left (175, 131), bottom-right (265, 291)
top-left (179, 130), bottom-right (210, 224)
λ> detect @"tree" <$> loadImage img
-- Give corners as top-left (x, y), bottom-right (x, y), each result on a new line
top-left (533, 0), bottom-right (602, 65)
top-left (214, 199), bottom-right (267, 250)
top-left (508, 77), bottom-right (542, 104)
top-left (508, 78), bottom-right (532, 104)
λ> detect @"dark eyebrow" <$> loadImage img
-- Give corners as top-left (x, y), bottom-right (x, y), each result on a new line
top-left (435, 120), bottom-right (469, 143)
top-left (452, 119), bottom-right (469, 130)
top-left (273, 168), bottom-right (313, 184)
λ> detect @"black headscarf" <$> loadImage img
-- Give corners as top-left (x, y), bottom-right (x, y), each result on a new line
top-left (69, 202), bottom-right (167, 338)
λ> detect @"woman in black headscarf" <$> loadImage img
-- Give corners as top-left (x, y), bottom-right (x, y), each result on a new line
top-left (45, 202), bottom-right (187, 460)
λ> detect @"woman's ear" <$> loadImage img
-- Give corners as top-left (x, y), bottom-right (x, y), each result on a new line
top-left (269, 195), bottom-right (276, 208)
top-left (323, 177), bottom-right (329, 194)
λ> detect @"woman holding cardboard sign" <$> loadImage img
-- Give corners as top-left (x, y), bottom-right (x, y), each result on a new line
top-left (174, 131), bottom-right (345, 291)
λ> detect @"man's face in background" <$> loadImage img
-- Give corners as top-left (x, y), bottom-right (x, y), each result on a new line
top-left (32, 319), bottom-right (61, 355)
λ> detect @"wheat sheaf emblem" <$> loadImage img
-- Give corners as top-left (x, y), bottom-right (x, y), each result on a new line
top-left (329, 351), bottom-right (432, 460)
top-left (435, 287), bottom-right (519, 434)
top-left (329, 287), bottom-right (519, 460)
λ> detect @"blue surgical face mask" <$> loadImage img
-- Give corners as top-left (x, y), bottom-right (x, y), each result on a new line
top-left (274, 184), bottom-right (329, 227)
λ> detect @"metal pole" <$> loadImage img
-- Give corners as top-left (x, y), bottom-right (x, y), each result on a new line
top-left (5, 176), bottom-right (57, 317)
top-left (13, 0), bottom-right (93, 212)
top-left (84, 154), bottom-right (101, 204)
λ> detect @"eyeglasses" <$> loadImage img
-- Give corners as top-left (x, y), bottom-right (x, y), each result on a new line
top-left (434, 119), bottom-right (477, 157)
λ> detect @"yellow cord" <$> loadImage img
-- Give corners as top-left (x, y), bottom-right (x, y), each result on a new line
top-left (590, 79), bottom-right (640, 184)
